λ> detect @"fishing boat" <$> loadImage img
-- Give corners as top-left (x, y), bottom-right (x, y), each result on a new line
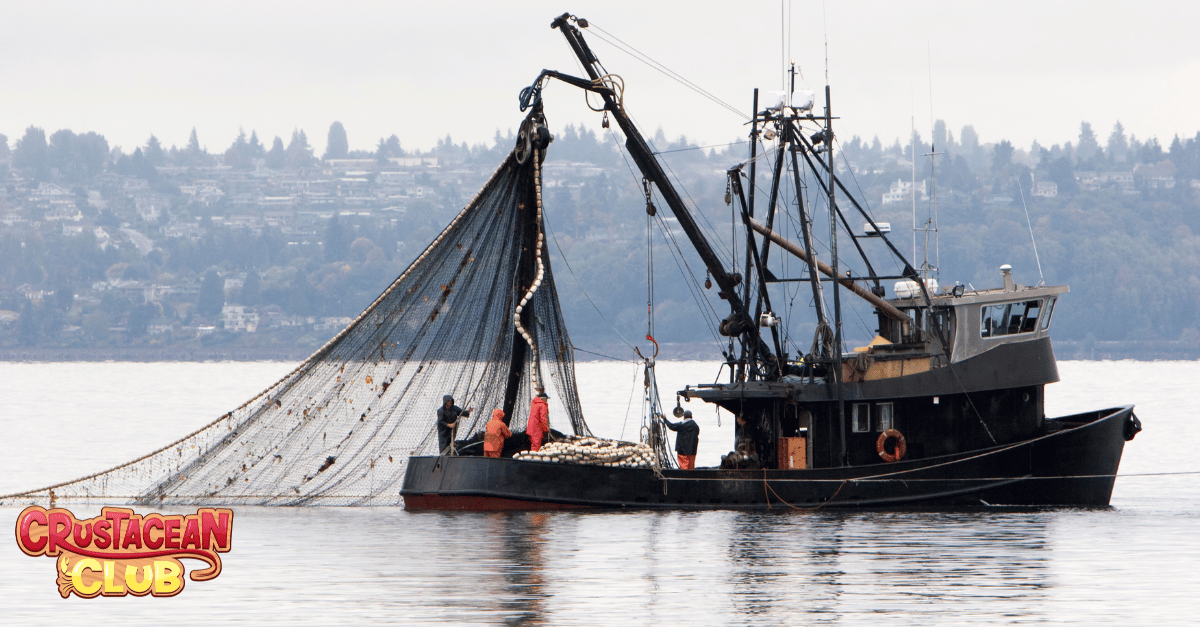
top-left (1, 13), bottom-right (1140, 511)
top-left (400, 14), bottom-right (1141, 510)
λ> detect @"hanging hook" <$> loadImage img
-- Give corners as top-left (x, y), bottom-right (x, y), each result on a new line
top-left (635, 333), bottom-right (659, 359)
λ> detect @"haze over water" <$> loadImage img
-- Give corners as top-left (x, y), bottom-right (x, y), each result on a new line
top-left (1, 360), bottom-right (1194, 625)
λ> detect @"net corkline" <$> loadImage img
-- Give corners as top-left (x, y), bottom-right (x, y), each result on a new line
top-left (1, 123), bottom-right (594, 507)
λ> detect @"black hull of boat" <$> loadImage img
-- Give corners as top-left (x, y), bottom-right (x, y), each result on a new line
top-left (402, 406), bottom-right (1133, 510)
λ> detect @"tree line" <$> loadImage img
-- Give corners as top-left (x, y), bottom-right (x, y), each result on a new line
top-left (2, 117), bottom-right (1198, 357)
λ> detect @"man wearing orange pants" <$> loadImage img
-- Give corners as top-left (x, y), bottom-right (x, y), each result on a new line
top-left (663, 410), bottom-right (700, 469)
top-left (527, 389), bottom-right (550, 451)
top-left (484, 409), bottom-right (512, 458)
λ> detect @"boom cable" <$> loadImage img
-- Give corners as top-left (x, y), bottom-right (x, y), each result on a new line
top-left (543, 215), bottom-right (638, 353)
top-left (586, 23), bottom-right (749, 120)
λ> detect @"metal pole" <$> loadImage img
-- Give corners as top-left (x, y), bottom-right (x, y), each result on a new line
top-left (746, 219), bottom-right (908, 322)
top-left (742, 90), bottom-right (760, 380)
top-left (787, 128), bottom-right (829, 331)
top-left (826, 85), bottom-right (847, 467)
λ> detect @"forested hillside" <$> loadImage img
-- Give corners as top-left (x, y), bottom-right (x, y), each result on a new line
top-left (1, 118), bottom-right (1197, 360)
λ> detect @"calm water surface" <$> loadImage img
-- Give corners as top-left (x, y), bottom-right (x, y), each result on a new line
top-left (0, 360), bottom-right (1195, 625)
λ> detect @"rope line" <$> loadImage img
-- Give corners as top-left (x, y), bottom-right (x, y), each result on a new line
top-left (586, 23), bottom-right (748, 120)
top-left (544, 214), bottom-right (637, 353)
top-left (570, 344), bottom-right (638, 363)
top-left (655, 140), bottom-right (749, 155)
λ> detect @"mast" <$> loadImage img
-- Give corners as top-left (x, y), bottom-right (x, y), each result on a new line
top-left (825, 86), bottom-right (847, 466)
top-left (741, 89), bottom-right (760, 380)
top-left (911, 115), bottom-right (917, 265)
top-left (787, 131), bottom-right (830, 334)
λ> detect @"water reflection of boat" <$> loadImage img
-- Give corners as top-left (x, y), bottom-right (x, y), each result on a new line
top-left (402, 13), bottom-right (1141, 510)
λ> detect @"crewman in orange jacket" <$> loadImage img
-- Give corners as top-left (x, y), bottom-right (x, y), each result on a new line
top-left (484, 409), bottom-right (512, 458)
top-left (527, 389), bottom-right (550, 451)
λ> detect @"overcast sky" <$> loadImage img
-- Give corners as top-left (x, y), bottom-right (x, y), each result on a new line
top-left (4, 1), bottom-right (1198, 157)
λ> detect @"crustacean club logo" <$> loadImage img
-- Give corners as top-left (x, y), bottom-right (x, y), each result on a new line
top-left (14, 506), bottom-right (233, 598)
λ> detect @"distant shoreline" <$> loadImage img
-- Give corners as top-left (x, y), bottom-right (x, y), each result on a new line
top-left (1, 340), bottom-right (1196, 363)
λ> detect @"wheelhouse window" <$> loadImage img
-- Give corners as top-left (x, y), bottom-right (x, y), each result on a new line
top-left (1040, 296), bottom-right (1057, 331)
top-left (876, 403), bottom-right (894, 431)
top-left (980, 300), bottom-right (1043, 338)
top-left (852, 403), bottom-right (870, 432)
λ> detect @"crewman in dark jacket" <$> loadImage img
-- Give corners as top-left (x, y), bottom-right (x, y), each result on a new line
top-left (662, 410), bottom-right (700, 469)
top-left (437, 395), bottom-right (471, 455)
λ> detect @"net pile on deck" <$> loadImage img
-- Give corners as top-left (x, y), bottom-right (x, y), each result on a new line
top-left (512, 437), bottom-right (657, 468)
top-left (2, 139), bottom-right (589, 507)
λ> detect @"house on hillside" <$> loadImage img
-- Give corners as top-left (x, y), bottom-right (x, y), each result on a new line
top-left (2, 211), bottom-right (29, 227)
top-left (1032, 181), bottom-right (1058, 198)
top-left (33, 182), bottom-right (71, 199)
top-left (222, 304), bottom-right (258, 333)
top-left (882, 179), bottom-right (927, 205)
top-left (1100, 171), bottom-right (1135, 193)
top-left (1135, 161), bottom-right (1176, 190)
top-left (179, 181), bottom-right (225, 206)
top-left (162, 222), bottom-right (205, 240)
top-left (388, 157), bottom-right (439, 167)
top-left (32, 183), bottom-right (75, 211)
top-left (44, 205), bottom-right (83, 222)
top-left (135, 195), bottom-right (170, 221)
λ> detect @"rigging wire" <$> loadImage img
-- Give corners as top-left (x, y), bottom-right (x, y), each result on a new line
top-left (543, 215), bottom-right (638, 353)
top-left (585, 18), bottom-right (898, 354)
top-left (603, 124), bottom-right (724, 344)
top-left (655, 140), bottom-right (749, 154)
top-left (1016, 177), bottom-right (1046, 285)
top-left (619, 362), bottom-right (641, 441)
top-left (761, 128), bottom-right (882, 350)
top-left (580, 37), bottom-right (739, 285)
top-left (642, 132), bottom-right (735, 262)
top-left (603, 116), bottom-right (734, 266)
top-left (580, 21), bottom-right (894, 353)
top-left (571, 345), bottom-right (638, 363)
top-left (778, 199), bottom-right (876, 345)
top-left (652, 206), bottom-right (724, 343)
top-left (585, 23), bottom-right (748, 120)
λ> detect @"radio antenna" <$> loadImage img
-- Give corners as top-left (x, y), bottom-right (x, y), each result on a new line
top-left (924, 41), bottom-right (941, 281)
top-left (822, 0), bottom-right (829, 84)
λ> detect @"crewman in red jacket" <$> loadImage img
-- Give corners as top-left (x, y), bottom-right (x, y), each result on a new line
top-left (527, 389), bottom-right (550, 451)
top-left (484, 409), bottom-right (511, 458)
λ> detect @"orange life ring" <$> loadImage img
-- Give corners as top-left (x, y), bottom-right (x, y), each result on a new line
top-left (876, 429), bottom-right (907, 463)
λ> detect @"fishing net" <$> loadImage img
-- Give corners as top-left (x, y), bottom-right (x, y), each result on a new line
top-left (2, 122), bottom-right (590, 506)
